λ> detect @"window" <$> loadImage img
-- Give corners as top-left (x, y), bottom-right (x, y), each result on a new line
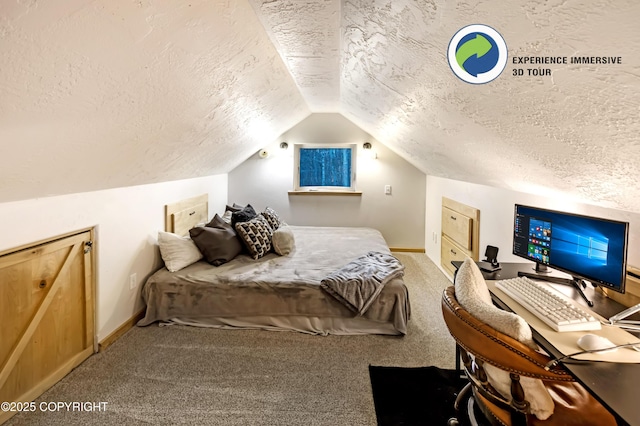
top-left (293, 144), bottom-right (357, 191)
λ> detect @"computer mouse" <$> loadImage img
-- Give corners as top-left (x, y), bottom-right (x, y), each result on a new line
top-left (577, 333), bottom-right (618, 353)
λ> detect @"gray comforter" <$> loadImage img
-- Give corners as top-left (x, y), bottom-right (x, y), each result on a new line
top-left (138, 226), bottom-right (411, 334)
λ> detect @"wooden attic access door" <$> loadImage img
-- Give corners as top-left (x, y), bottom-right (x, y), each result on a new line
top-left (0, 230), bottom-right (95, 424)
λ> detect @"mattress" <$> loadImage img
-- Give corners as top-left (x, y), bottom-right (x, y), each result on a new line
top-left (137, 226), bottom-right (411, 335)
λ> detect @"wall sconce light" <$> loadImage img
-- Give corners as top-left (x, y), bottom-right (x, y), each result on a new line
top-left (280, 142), bottom-right (289, 150)
top-left (362, 142), bottom-right (377, 159)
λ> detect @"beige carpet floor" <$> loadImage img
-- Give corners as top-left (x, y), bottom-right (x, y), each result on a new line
top-left (6, 252), bottom-right (456, 426)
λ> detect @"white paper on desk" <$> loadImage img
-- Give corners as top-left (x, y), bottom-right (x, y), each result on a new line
top-left (487, 281), bottom-right (640, 363)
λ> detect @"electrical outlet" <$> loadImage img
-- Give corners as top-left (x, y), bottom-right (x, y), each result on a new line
top-left (384, 185), bottom-right (392, 195)
top-left (129, 273), bottom-right (137, 290)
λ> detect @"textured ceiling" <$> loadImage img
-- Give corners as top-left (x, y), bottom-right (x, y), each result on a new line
top-left (1, 0), bottom-right (639, 213)
top-left (0, 0), bottom-right (310, 202)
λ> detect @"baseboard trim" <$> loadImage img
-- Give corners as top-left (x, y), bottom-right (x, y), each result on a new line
top-left (98, 308), bottom-right (145, 352)
top-left (390, 248), bottom-right (425, 253)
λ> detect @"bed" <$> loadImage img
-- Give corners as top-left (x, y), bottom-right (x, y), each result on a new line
top-left (137, 195), bottom-right (411, 335)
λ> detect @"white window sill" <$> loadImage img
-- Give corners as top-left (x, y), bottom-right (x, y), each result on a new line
top-left (288, 190), bottom-right (363, 196)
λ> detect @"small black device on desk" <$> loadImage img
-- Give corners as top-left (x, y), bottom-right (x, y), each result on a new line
top-left (479, 245), bottom-right (501, 272)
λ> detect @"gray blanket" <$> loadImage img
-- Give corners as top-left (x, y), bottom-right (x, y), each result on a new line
top-left (320, 251), bottom-right (405, 315)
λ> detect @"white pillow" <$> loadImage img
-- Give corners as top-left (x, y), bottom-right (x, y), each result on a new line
top-left (271, 225), bottom-right (295, 256)
top-left (455, 258), bottom-right (536, 347)
top-left (454, 258), bottom-right (554, 420)
top-left (157, 231), bottom-right (203, 272)
top-left (220, 210), bottom-right (233, 224)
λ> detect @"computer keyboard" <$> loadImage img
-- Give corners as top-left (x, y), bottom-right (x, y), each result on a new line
top-left (495, 276), bottom-right (601, 332)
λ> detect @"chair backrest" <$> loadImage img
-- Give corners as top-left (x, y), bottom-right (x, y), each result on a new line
top-left (443, 285), bottom-right (619, 426)
top-left (441, 286), bottom-right (573, 381)
top-left (442, 286), bottom-right (577, 424)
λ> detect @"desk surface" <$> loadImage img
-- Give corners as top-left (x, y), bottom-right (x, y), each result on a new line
top-left (452, 261), bottom-right (640, 426)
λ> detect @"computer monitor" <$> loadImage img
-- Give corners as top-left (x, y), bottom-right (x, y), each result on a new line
top-left (513, 204), bottom-right (629, 293)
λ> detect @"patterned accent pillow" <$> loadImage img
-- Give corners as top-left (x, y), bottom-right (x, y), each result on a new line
top-left (234, 215), bottom-right (274, 260)
top-left (262, 207), bottom-right (282, 231)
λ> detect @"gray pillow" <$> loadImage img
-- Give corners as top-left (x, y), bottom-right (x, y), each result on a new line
top-left (231, 204), bottom-right (257, 227)
top-left (189, 214), bottom-right (242, 266)
top-left (272, 225), bottom-right (295, 256)
top-left (225, 203), bottom-right (245, 213)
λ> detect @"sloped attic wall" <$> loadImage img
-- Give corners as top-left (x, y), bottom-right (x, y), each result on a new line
top-left (251, 0), bottom-right (640, 214)
top-left (1, 0), bottom-right (638, 215)
top-left (0, 0), bottom-right (309, 203)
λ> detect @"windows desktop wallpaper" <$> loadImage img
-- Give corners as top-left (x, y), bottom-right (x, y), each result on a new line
top-left (515, 205), bottom-right (628, 289)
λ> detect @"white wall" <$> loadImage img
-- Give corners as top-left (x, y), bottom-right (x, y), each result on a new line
top-left (426, 176), bottom-right (640, 278)
top-left (0, 175), bottom-right (228, 341)
top-left (228, 113), bottom-right (426, 249)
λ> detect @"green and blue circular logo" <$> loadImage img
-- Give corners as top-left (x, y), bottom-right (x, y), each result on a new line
top-left (448, 24), bottom-right (507, 84)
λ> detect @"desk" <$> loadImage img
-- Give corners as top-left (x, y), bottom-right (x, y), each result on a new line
top-left (451, 261), bottom-right (640, 426)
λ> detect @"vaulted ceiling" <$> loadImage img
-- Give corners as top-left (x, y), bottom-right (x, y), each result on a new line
top-left (1, 1), bottom-right (639, 212)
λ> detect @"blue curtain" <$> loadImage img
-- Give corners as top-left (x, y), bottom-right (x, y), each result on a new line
top-left (299, 148), bottom-right (351, 187)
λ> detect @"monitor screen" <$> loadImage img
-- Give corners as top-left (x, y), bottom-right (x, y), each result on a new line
top-left (513, 204), bottom-right (629, 293)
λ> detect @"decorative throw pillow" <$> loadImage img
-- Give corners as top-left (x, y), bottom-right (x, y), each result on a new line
top-left (262, 207), bottom-right (282, 231)
top-left (272, 225), bottom-right (295, 256)
top-left (455, 258), bottom-right (536, 347)
top-left (225, 203), bottom-right (245, 213)
top-left (231, 204), bottom-right (257, 227)
top-left (234, 215), bottom-right (274, 260)
top-left (220, 210), bottom-right (233, 224)
top-left (189, 215), bottom-right (242, 266)
top-left (157, 231), bottom-right (203, 272)
top-left (454, 258), bottom-right (554, 420)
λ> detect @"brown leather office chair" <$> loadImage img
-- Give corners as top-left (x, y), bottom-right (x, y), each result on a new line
top-left (441, 286), bottom-right (617, 426)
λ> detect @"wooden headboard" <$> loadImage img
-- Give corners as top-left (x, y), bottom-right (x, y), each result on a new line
top-left (165, 194), bottom-right (209, 236)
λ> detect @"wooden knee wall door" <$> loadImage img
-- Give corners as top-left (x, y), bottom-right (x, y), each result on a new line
top-left (0, 229), bottom-right (96, 424)
top-left (440, 197), bottom-right (480, 279)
